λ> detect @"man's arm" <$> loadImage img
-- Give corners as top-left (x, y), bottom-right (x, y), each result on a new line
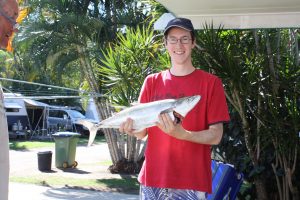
top-left (181, 123), bottom-right (223, 145)
top-left (156, 113), bottom-right (223, 145)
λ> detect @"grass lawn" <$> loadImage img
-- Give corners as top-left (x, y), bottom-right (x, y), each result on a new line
top-left (9, 135), bottom-right (106, 150)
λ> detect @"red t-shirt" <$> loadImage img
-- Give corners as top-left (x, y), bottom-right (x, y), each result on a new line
top-left (137, 69), bottom-right (230, 193)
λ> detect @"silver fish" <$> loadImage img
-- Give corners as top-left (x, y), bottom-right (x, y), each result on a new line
top-left (78, 95), bottom-right (201, 146)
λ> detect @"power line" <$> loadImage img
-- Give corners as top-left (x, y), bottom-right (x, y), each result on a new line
top-left (4, 95), bottom-right (84, 99)
top-left (0, 77), bottom-right (103, 98)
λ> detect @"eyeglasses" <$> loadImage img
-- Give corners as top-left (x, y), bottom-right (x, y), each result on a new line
top-left (166, 36), bottom-right (192, 44)
top-left (0, 7), bottom-right (19, 30)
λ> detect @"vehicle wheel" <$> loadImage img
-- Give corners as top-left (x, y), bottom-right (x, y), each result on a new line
top-left (63, 162), bottom-right (68, 168)
top-left (72, 161), bottom-right (78, 168)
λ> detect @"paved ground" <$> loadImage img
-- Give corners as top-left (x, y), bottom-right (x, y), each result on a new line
top-left (9, 182), bottom-right (139, 200)
top-left (9, 141), bottom-right (139, 200)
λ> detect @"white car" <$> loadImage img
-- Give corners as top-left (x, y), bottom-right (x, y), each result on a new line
top-left (47, 109), bottom-right (97, 135)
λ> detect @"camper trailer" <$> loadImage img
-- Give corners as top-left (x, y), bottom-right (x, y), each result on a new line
top-left (4, 93), bottom-right (99, 138)
top-left (4, 93), bottom-right (30, 138)
top-left (4, 93), bottom-right (51, 139)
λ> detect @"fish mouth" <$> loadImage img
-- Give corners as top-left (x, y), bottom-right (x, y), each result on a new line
top-left (173, 111), bottom-right (184, 124)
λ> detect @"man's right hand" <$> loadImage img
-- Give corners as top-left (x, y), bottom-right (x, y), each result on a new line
top-left (119, 118), bottom-right (135, 135)
top-left (119, 118), bottom-right (147, 139)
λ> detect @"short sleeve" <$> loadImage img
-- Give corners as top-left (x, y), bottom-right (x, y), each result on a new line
top-left (207, 77), bottom-right (230, 125)
top-left (138, 75), bottom-right (152, 103)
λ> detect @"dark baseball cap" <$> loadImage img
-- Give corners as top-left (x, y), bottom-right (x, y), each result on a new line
top-left (164, 18), bottom-right (195, 36)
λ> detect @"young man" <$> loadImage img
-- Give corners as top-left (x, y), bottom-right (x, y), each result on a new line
top-left (120, 18), bottom-right (230, 199)
top-left (0, 0), bottom-right (19, 199)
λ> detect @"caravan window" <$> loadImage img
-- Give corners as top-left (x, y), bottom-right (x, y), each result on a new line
top-left (6, 108), bottom-right (20, 112)
top-left (49, 110), bottom-right (61, 118)
top-left (49, 110), bottom-right (57, 117)
top-left (49, 110), bottom-right (69, 119)
top-left (4, 102), bottom-right (22, 113)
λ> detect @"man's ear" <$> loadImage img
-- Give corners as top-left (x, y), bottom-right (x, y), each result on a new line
top-left (163, 37), bottom-right (167, 46)
top-left (191, 39), bottom-right (196, 49)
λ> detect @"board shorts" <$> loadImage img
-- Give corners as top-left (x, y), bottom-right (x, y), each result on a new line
top-left (140, 185), bottom-right (207, 200)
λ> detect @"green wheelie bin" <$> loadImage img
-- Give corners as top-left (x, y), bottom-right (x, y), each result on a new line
top-left (52, 132), bottom-right (81, 168)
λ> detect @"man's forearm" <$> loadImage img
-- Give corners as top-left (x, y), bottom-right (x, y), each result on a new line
top-left (181, 123), bottom-right (223, 145)
top-left (133, 129), bottom-right (147, 140)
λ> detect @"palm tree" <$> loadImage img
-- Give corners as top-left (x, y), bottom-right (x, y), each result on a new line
top-left (15, 0), bottom-right (103, 85)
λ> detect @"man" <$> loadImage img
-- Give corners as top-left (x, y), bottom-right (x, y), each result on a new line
top-left (0, 0), bottom-right (19, 199)
top-left (120, 18), bottom-right (230, 199)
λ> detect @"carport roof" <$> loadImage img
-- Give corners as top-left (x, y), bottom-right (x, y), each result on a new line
top-left (154, 0), bottom-right (300, 29)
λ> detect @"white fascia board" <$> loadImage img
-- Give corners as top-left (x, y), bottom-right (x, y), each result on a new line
top-left (154, 12), bottom-right (300, 30)
top-left (183, 12), bottom-right (300, 29)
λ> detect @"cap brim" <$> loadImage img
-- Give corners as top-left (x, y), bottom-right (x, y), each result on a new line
top-left (164, 25), bottom-right (193, 35)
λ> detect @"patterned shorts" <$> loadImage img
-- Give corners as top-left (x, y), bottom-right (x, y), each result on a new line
top-left (140, 185), bottom-right (207, 200)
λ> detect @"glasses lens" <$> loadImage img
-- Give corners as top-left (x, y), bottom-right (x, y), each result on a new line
top-left (168, 38), bottom-right (178, 44)
top-left (181, 37), bottom-right (190, 44)
top-left (167, 37), bottom-right (191, 44)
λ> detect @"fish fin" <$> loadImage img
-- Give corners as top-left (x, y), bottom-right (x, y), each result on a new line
top-left (76, 120), bottom-right (96, 130)
top-left (130, 101), bottom-right (140, 106)
top-left (77, 119), bottom-right (98, 146)
top-left (87, 126), bottom-right (98, 146)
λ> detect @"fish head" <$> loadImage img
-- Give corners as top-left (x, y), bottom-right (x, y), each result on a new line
top-left (173, 95), bottom-right (201, 118)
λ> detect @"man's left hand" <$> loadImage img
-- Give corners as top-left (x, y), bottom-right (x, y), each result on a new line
top-left (155, 113), bottom-right (186, 140)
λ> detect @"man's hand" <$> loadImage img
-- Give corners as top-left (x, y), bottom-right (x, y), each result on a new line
top-left (119, 118), bottom-right (147, 139)
top-left (155, 113), bottom-right (186, 140)
top-left (119, 118), bottom-right (135, 136)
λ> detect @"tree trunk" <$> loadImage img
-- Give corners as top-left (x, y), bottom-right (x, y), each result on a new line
top-left (254, 178), bottom-right (269, 200)
top-left (97, 99), bottom-right (145, 174)
top-left (75, 43), bottom-right (145, 174)
top-left (231, 85), bottom-right (269, 200)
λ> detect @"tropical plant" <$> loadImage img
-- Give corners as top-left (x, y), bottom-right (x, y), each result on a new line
top-left (96, 24), bottom-right (169, 173)
top-left (99, 24), bottom-right (168, 105)
top-left (0, 51), bottom-right (15, 79)
top-left (14, 0), bottom-right (103, 87)
top-left (195, 26), bottom-right (300, 200)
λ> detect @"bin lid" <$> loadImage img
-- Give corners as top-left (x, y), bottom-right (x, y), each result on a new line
top-left (52, 132), bottom-right (81, 137)
top-left (37, 151), bottom-right (52, 154)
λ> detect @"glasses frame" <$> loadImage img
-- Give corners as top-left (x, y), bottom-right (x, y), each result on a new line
top-left (0, 7), bottom-right (19, 30)
top-left (166, 36), bottom-right (192, 45)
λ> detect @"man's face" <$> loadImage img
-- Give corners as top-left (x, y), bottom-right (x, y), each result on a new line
top-left (0, 0), bottom-right (19, 49)
top-left (164, 27), bottom-right (195, 66)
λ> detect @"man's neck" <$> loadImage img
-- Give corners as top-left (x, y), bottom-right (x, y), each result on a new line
top-left (170, 65), bottom-right (195, 76)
